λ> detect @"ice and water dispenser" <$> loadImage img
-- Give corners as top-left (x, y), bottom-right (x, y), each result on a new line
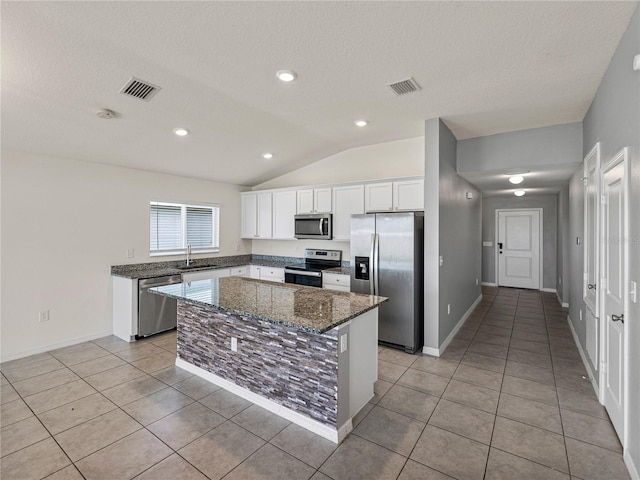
top-left (355, 256), bottom-right (370, 280)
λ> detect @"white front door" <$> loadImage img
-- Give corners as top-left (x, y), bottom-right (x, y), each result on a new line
top-left (601, 149), bottom-right (628, 442)
top-left (497, 210), bottom-right (541, 289)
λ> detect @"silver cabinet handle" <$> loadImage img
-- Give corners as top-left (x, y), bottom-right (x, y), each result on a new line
top-left (611, 314), bottom-right (624, 323)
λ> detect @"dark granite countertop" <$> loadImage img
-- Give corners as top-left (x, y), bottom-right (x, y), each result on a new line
top-left (324, 267), bottom-right (351, 276)
top-left (150, 276), bottom-right (387, 334)
top-left (111, 255), bottom-right (301, 280)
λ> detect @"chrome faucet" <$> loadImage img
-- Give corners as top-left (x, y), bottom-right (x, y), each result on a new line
top-left (186, 244), bottom-right (193, 266)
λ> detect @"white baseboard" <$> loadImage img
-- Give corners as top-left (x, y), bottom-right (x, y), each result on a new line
top-left (567, 315), bottom-right (599, 397)
top-left (541, 288), bottom-right (557, 293)
top-left (481, 282), bottom-right (497, 287)
top-left (554, 291), bottom-right (569, 308)
top-left (1, 330), bottom-right (113, 363)
top-left (422, 294), bottom-right (483, 357)
top-left (624, 449), bottom-right (640, 480)
top-left (176, 358), bottom-right (347, 444)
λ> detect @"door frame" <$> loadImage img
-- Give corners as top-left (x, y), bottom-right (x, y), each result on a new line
top-left (494, 208), bottom-right (543, 290)
top-left (598, 147), bottom-right (630, 448)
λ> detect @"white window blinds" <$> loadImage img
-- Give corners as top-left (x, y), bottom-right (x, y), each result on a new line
top-left (150, 202), bottom-right (220, 254)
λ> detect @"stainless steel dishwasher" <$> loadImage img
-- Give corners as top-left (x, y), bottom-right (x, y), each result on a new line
top-left (138, 274), bottom-right (183, 338)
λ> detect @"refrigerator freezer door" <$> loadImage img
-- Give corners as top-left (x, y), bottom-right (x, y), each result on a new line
top-left (350, 214), bottom-right (376, 295)
top-left (376, 213), bottom-right (421, 350)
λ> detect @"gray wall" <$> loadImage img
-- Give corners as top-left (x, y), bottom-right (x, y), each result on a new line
top-left (457, 122), bottom-right (583, 174)
top-left (424, 118), bottom-right (482, 350)
top-left (438, 122), bottom-right (482, 345)
top-left (482, 195), bottom-right (558, 290)
top-left (557, 186), bottom-right (570, 305)
top-left (574, 5), bottom-right (640, 468)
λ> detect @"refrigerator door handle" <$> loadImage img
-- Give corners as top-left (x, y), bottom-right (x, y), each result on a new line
top-left (369, 234), bottom-right (376, 295)
top-left (373, 233), bottom-right (380, 296)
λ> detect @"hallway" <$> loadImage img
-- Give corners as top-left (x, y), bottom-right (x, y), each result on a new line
top-left (0, 287), bottom-right (630, 479)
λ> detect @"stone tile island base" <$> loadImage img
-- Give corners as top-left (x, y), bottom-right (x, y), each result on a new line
top-left (176, 300), bottom-right (379, 443)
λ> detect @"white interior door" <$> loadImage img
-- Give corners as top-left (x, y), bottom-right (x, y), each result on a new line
top-left (601, 149), bottom-right (628, 442)
top-left (497, 210), bottom-right (541, 289)
top-left (584, 143), bottom-right (601, 368)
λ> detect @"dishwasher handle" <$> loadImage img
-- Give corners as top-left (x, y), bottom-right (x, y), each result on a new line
top-left (139, 275), bottom-right (183, 289)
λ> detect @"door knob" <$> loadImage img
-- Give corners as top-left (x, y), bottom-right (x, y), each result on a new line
top-left (587, 284), bottom-right (596, 290)
top-left (611, 314), bottom-right (624, 323)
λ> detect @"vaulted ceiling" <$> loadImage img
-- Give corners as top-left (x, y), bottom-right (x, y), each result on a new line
top-left (2, 2), bottom-right (637, 187)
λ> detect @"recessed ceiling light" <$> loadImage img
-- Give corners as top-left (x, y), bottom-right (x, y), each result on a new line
top-left (262, 153), bottom-right (273, 159)
top-left (276, 70), bottom-right (297, 82)
top-left (173, 128), bottom-right (189, 136)
top-left (355, 120), bottom-right (368, 127)
top-left (509, 175), bottom-right (524, 184)
top-left (514, 190), bottom-right (526, 197)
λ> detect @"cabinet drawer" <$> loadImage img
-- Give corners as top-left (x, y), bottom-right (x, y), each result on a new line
top-left (230, 266), bottom-right (249, 277)
top-left (323, 273), bottom-right (350, 289)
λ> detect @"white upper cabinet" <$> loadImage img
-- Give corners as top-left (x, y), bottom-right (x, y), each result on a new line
top-left (333, 185), bottom-right (365, 241)
top-left (365, 180), bottom-right (423, 212)
top-left (241, 192), bottom-right (272, 239)
top-left (272, 191), bottom-right (296, 239)
top-left (365, 182), bottom-right (393, 212)
top-left (297, 188), bottom-right (332, 214)
top-left (393, 179), bottom-right (424, 211)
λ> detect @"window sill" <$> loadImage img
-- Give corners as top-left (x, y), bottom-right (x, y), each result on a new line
top-left (150, 248), bottom-right (220, 257)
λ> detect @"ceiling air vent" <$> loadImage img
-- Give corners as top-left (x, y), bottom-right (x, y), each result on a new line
top-left (119, 77), bottom-right (161, 101)
top-left (387, 77), bottom-right (420, 96)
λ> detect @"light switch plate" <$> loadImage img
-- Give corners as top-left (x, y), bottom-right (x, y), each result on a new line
top-left (439, 256), bottom-right (444, 267)
top-left (482, 241), bottom-right (493, 247)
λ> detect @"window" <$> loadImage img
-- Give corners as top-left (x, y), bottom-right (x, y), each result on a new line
top-left (150, 202), bottom-right (220, 255)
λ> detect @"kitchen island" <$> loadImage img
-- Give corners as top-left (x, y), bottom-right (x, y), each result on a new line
top-left (151, 276), bottom-right (387, 443)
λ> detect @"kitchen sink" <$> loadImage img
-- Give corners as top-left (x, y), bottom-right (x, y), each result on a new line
top-left (176, 263), bottom-right (219, 271)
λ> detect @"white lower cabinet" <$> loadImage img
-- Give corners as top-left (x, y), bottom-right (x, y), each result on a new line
top-left (230, 265), bottom-right (249, 277)
top-left (248, 265), bottom-right (285, 283)
top-left (182, 268), bottom-right (230, 283)
top-left (323, 272), bottom-right (351, 292)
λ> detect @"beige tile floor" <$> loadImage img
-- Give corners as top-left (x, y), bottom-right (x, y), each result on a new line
top-left (0, 286), bottom-right (631, 479)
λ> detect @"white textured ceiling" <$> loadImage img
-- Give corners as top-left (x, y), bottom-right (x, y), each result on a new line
top-left (1, 1), bottom-right (637, 187)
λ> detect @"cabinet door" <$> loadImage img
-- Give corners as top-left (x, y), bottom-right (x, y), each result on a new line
top-left (365, 182), bottom-right (393, 212)
top-left (314, 188), bottom-right (333, 213)
top-left (272, 191), bottom-right (296, 239)
top-left (296, 189), bottom-right (314, 214)
top-left (241, 194), bottom-right (258, 238)
top-left (256, 193), bottom-right (272, 238)
top-left (249, 265), bottom-right (261, 279)
top-left (333, 185), bottom-right (364, 241)
top-left (183, 268), bottom-right (231, 282)
top-left (394, 179), bottom-right (424, 210)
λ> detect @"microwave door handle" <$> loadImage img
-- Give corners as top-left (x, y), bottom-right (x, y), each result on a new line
top-left (319, 219), bottom-right (324, 235)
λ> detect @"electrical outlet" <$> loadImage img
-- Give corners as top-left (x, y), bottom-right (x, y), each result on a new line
top-left (439, 256), bottom-right (444, 267)
top-left (127, 249), bottom-right (134, 258)
top-left (447, 304), bottom-right (451, 315)
top-left (475, 278), bottom-right (479, 286)
top-left (235, 243), bottom-right (240, 252)
top-left (340, 333), bottom-right (348, 353)
top-left (631, 281), bottom-right (637, 303)
top-left (231, 337), bottom-right (237, 352)
top-left (558, 277), bottom-right (562, 285)
top-left (579, 310), bottom-right (583, 321)
top-left (39, 310), bottom-right (50, 323)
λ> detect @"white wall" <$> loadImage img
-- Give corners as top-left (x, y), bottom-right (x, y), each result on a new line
top-left (1, 151), bottom-right (247, 361)
top-left (250, 136), bottom-right (425, 259)
top-left (255, 137), bottom-right (425, 190)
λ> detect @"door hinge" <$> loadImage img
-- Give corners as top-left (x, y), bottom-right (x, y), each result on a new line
top-left (601, 194), bottom-right (607, 205)
top-left (582, 177), bottom-right (588, 186)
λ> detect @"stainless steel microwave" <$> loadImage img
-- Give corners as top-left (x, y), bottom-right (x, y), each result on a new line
top-left (294, 214), bottom-right (332, 240)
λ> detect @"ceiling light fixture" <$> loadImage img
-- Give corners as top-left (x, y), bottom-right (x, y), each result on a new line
top-left (173, 128), bottom-right (189, 136)
top-left (514, 190), bottom-right (526, 197)
top-left (509, 175), bottom-right (524, 184)
top-left (262, 153), bottom-right (273, 159)
top-left (276, 70), bottom-right (297, 82)
top-left (355, 120), bottom-right (368, 127)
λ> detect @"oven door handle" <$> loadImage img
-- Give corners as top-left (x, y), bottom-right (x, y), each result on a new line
top-left (284, 269), bottom-right (322, 277)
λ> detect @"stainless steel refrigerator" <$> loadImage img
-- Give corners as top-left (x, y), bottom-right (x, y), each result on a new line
top-left (350, 212), bottom-right (424, 353)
